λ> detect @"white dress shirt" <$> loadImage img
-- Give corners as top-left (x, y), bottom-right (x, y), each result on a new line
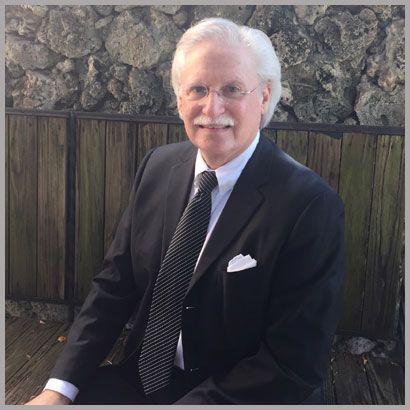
top-left (44, 131), bottom-right (260, 401)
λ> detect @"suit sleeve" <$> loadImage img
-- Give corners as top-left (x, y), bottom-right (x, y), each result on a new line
top-left (175, 189), bottom-right (345, 404)
top-left (49, 148), bottom-right (156, 390)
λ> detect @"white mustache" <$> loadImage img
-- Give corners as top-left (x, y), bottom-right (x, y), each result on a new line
top-left (193, 115), bottom-right (235, 127)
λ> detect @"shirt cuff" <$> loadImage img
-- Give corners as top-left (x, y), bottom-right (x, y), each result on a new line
top-left (43, 378), bottom-right (79, 402)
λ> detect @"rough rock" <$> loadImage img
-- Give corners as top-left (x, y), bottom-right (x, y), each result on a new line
top-left (366, 19), bottom-right (404, 92)
top-left (152, 5), bottom-right (182, 15)
top-left (114, 6), bottom-right (139, 12)
top-left (173, 9), bottom-right (189, 28)
top-left (95, 15), bottom-right (113, 30)
top-left (270, 25), bottom-right (313, 69)
top-left (120, 68), bottom-right (164, 114)
top-left (355, 78), bottom-right (404, 126)
top-left (93, 5), bottom-right (113, 17)
top-left (294, 5), bottom-right (328, 25)
top-left (6, 61), bottom-right (25, 78)
top-left (5, 5), bottom-right (44, 37)
top-left (37, 6), bottom-right (102, 58)
top-left (106, 9), bottom-right (182, 69)
top-left (192, 5), bottom-right (254, 25)
top-left (109, 64), bottom-right (129, 83)
top-left (11, 69), bottom-right (79, 110)
top-left (248, 6), bottom-right (294, 35)
top-left (157, 61), bottom-right (177, 113)
top-left (6, 35), bottom-right (59, 70)
top-left (314, 9), bottom-right (378, 69)
top-left (56, 59), bottom-right (75, 73)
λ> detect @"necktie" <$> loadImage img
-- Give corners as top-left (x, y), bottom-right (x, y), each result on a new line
top-left (138, 170), bottom-right (218, 395)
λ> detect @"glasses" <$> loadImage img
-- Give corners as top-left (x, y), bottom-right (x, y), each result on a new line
top-left (182, 82), bottom-right (262, 101)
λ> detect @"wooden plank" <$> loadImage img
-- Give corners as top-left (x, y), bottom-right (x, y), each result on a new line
top-left (6, 114), bottom-right (9, 295)
top-left (362, 135), bottom-right (404, 337)
top-left (6, 318), bottom-right (37, 349)
top-left (337, 133), bottom-right (376, 334)
top-left (6, 320), bottom-right (66, 383)
top-left (104, 121), bottom-right (137, 254)
top-left (75, 119), bottom-right (106, 302)
top-left (37, 117), bottom-right (67, 300)
top-left (167, 123), bottom-right (187, 144)
top-left (365, 355), bottom-right (404, 404)
top-left (5, 320), bottom-right (70, 405)
top-left (307, 132), bottom-right (342, 191)
top-left (332, 351), bottom-right (373, 404)
top-left (262, 128), bottom-right (276, 144)
top-left (9, 115), bottom-right (38, 297)
top-left (276, 130), bottom-right (308, 164)
top-left (136, 122), bottom-right (168, 167)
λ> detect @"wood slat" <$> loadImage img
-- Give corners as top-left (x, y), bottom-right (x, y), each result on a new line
top-left (362, 135), bottom-right (404, 337)
top-left (9, 115), bottom-right (38, 297)
top-left (276, 130), bottom-right (308, 165)
top-left (262, 128), bottom-right (276, 143)
top-left (6, 320), bottom-right (66, 383)
top-left (37, 117), bottom-right (67, 300)
top-left (5, 320), bottom-right (70, 405)
top-left (307, 132), bottom-right (342, 191)
top-left (365, 355), bottom-right (404, 404)
top-left (332, 351), bottom-right (373, 404)
top-left (6, 317), bottom-right (37, 349)
top-left (104, 121), bottom-right (137, 254)
top-left (338, 133), bottom-right (376, 334)
top-left (167, 123), bottom-right (187, 144)
top-left (137, 122), bottom-right (168, 167)
top-left (75, 119), bottom-right (106, 302)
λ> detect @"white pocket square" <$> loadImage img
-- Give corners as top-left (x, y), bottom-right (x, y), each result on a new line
top-left (227, 254), bottom-right (257, 272)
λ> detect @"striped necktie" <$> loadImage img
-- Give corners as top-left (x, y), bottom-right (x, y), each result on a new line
top-left (138, 170), bottom-right (218, 395)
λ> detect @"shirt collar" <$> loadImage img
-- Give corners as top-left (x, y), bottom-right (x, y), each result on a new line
top-left (194, 131), bottom-right (260, 194)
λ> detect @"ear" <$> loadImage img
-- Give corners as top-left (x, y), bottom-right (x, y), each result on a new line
top-left (177, 93), bottom-right (184, 119)
top-left (260, 82), bottom-right (272, 115)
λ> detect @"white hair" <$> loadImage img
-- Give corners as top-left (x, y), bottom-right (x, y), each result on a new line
top-left (171, 17), bottom-right (282, 128)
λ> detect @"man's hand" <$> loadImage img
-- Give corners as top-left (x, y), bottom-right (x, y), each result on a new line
top-left (25, 390), bottom-right (71, 405)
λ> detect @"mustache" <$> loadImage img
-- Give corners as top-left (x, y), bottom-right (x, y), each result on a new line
top-left (193, 115), bottom-right (235, 127)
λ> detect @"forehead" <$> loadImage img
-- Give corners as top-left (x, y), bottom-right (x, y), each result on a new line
top-left (181, 41), bottom-right (258, 84)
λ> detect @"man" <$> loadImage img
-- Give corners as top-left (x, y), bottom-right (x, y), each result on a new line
top-left (26, 17), bottom-right (345, 405)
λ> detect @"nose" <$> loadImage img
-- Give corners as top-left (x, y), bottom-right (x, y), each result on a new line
top-left (201, 90), bottom-right (226, 117)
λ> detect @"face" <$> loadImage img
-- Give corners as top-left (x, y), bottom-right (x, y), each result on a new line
top-left (177, 41), bottom-right (271, 169)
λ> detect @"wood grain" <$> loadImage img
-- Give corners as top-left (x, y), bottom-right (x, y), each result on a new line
top-left (167, 123), bottom-right (187, 144)
top-left (9, 115), bottom-right (38, 297)
top-left (362, 135), bottom-right (404, 337)
top-left (104, 121), bottom-right (137, 254)
top-left (276, 129), bottom-right (308, 165)
top-left (136, 122), bottom-right (168, 167)
top-left (37, 117), bottom-right (66, 299)
top-left (337, 133), bottom-right (376, 334)
top-left (307, 131), bottom-right (342, 191)
top-left (75, 119), bottom-right (106, 301)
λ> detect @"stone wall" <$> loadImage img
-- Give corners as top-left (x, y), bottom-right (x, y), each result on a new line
top-left (5, 5), bottom-right (404, 126)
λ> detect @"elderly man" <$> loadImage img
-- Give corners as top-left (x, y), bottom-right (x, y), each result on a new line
top-left (27, 17), bottom-right (344, 405)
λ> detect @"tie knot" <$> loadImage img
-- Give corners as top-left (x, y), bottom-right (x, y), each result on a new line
top-left (198, 171), bottom-right (218, 194)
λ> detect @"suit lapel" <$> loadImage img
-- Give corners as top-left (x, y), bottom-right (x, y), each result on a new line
top-left (161, 144), bottom-right (196, 260)
top-left (188, 136), bottom-right (274, 292)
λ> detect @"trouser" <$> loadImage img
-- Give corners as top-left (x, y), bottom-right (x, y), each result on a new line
top-left (73, 362), bottom-right (324, 405)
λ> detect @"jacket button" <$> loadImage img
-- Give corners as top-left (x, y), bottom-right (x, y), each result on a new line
top-left (185, 306), bottom-right (196, 310)
top-left (189, 367), bottom-right (199, 372)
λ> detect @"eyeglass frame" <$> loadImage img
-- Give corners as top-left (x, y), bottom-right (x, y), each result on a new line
top-left (180, 81), bottom-right (264, 102)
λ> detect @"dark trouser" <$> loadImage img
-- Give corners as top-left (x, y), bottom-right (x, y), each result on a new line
top-left (73, 363), bottom-right (324, 405)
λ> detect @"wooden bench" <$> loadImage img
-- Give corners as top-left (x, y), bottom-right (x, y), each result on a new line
top-left (5, 109), bottom-right (404, 404)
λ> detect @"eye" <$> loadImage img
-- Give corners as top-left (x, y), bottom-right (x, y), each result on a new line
top-left (187, 85), bottom-right (208, 97)
top-left (222, 85), bottom-right (242, 98)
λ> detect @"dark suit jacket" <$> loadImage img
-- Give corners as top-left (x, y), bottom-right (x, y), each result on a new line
top-left (50, 133), bottom-right (345, 404)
